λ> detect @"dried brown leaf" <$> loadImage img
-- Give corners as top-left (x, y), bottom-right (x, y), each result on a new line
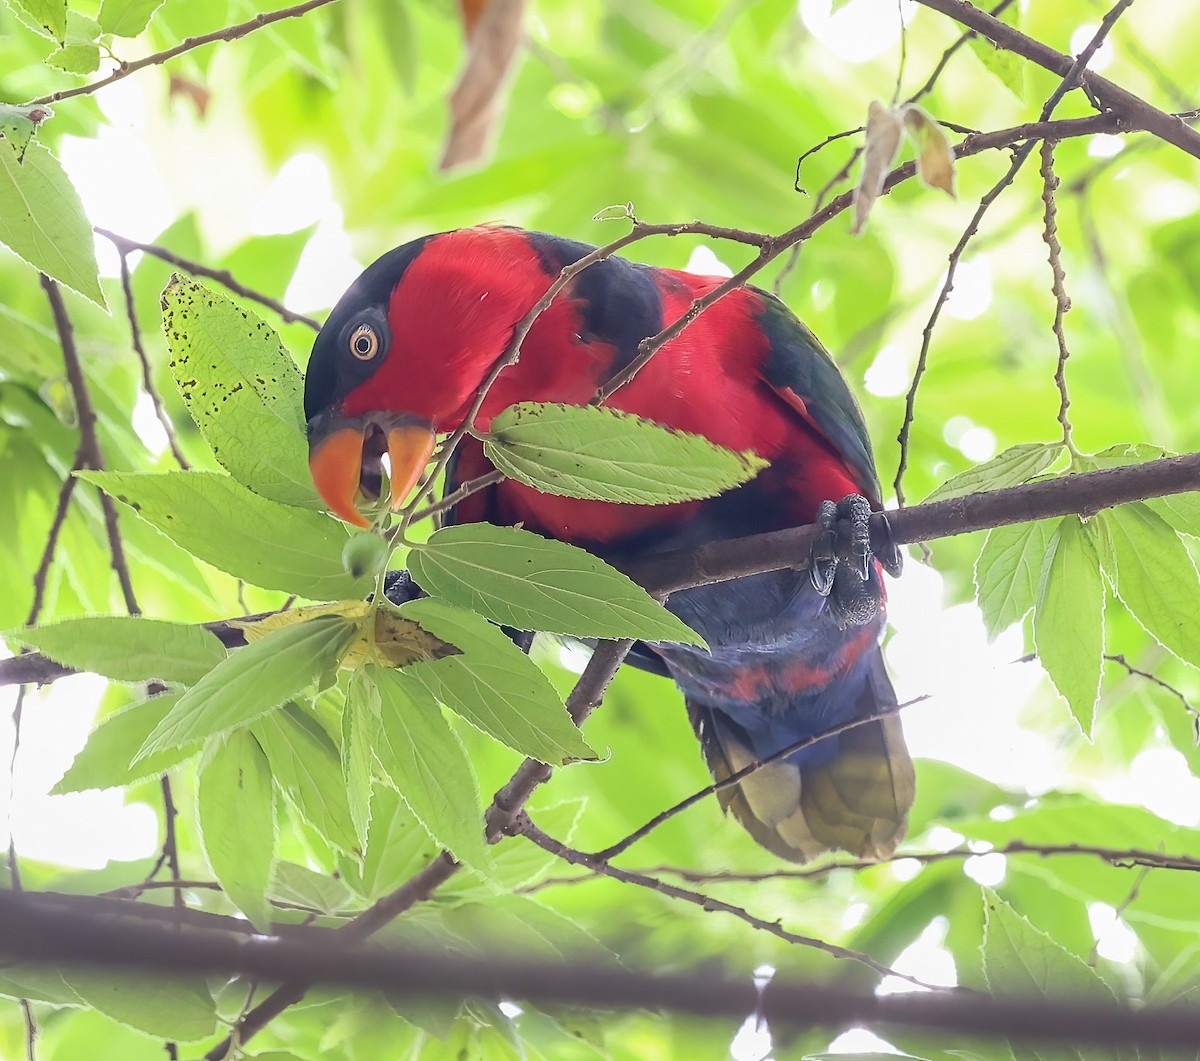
top-left (439, 0), bottom-right (528, 172)
top-left (852, 100), bottom-right (904, 235)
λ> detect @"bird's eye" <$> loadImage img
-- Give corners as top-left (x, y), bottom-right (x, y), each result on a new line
top-left (349, 323), bottom-right (380, 361)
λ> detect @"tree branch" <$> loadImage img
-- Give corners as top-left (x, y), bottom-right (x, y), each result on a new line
top-left (516, 815), bottom-right (954, 992)
top-left (912, 0), bottom-right (1200, 160)
top-left (4, 452), bottom-right (1198, 689)
top-left (5, 890), bottom-right (1200, 1051)
top-left (29, 0), bottom-right (343, 106)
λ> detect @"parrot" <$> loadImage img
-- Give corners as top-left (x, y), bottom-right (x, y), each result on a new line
top-left (302, 225), bottom-right (913, 862)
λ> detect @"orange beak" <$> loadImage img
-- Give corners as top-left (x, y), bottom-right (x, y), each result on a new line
top-left (307, 412), bottom-right (436, 528)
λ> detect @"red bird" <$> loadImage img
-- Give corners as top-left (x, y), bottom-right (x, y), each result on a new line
top-left (303, 226), bottom-right (912, 861)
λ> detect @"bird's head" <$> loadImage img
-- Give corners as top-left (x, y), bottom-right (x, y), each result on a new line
top-left (303, 227), bottom-right (547, 527)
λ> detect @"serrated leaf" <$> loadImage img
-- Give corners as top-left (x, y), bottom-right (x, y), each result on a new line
top-left (346, 782), bottom-right (441, 902)
top-left (52, 693), bottom-right (201, 793)
top-left (162, 275), bottom-right (319, 508)
top-left (592, 201), bottom-right (635, 221)
top-left (343, 677), bottom-right (375, 850)
top-left (0, 142), bottom-right (105, 307)
top-left (485, 402), bottom-right (767, 504)
top-left (1108, 503), bottom-right (1200, 670)
top-left (269, 860), bottom-right (354, 915)
top-left (444, 894), bottom-right (615, 964)
top-left (924, 442), bottom-right (1062, 503)
top-left (80, 470), bottom-right (371, 600)
top-left (252, 705), bottom-right (358, 854)
top-left (231, 600), bottom-right (459, 669)
top-left (982, 889), bottom-right (1126, 1061)
top-left (197, 730), bottom-right (276, 931)
top-left (46, 11), bottom-right (101, 72)
top-left (398, 597), bottom-right (594, 765)
top-left (853, 100), bottom-right (903, 235)
top-left (0, 967), bottom-right (81, 1005)
top-left (136, 615), bottom-right (359, 759)
top-left (59, 971), bottom-right (216, 1041)
top-left (902, 104), bottom-right (955, 197)
top-left (969, 37), bottom-right (1025, 100)
top-left (98, 0), bottom-right (164, 36)
top-left (363, 665), bottom-right (492, 874)
top-left (0, 102), bottom-right (52, 160)
top-left (9, 615), bottom-right (225, 685)
top-left (1033, 518), bottom-right (1104, 738)
top-left (11, 0), bottom-right (66, 40)
top-left (974, 519), bottom-right (1056, 641)
top-left (409, 524), bottom-right (702, 644)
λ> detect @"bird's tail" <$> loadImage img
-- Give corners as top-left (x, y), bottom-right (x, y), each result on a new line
top-left (685, 647), bottom-right (914, 863)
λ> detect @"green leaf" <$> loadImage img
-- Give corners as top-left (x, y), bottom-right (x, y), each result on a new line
top-left (924, 442), bottom-right (1061, 503)
top-left (399, 597), bottom-right (595, 765)
top-left (982, 889), bottom-right (1126, 1061)
top-left (347, 783), bottom-right (442, 902)
top-left (269, 860), bottom-right (354, 915)
top-left (362, 665), bottom-right (492, 874)
top-left (342, 678), bottom-right (375, 850)
top-left (0, 103), bottom-right (52, 160)
top-left (969, 38), bottom-right (1025, 101)
top-left (98, 0), bottom-right (164, 36)
top-left (1108, 503), bottom-right (1200, 670)
top-left (0, 142), bottom-right (105, 308)
top-left (52, 693), bottom-right (201, 793)
top-left (11, 0), bottom-right (66, 41)
top-left (46, 11), bottom-right (102, 73)
top-left (1033, 518), bottom-right (1104, 738)
top-left (136, 615), bottom-right (359, 759)
top-left (409, 524), bottom-right (702, 644)
top-left (162, 275), bottom-right (319, 508)
top-left (79, 470), bottom-right (371, 600)
top-left (58, 971), bottom-right (216, 1041)
top-left (252, 704), bottom-right (358, 854)
top-left (9, 615), bottom-right (226, 685)
top-left (974, 519), bottom-right (1057, 641)
top-left (197, 729), bottom-right (277, 931)
top-left (1089, 444), bottom-right (1200, 539)
top-left (484, 402), bottom-right (767, 504)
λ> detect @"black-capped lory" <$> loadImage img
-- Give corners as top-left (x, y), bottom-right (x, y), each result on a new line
top-left (302, 226), bottom-right (912, 862)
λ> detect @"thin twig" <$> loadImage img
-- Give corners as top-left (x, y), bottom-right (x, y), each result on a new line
top-left (1087, 864), bottom-right (1149, 967)
top-left (592, 698), bottom-right (927, 862)
top-left (893, 2), bottom-right (1137, 504)
top-left (29, 0), bottom-right (342, 105)
top-left (115, 250), bottom-right (190, 468)
top-left (96, 228), bottom-right (320, 330)
top-left (518, 815), bottom-right (958, 993)
top-left (1039, 140), bottom-right (1078, 456)
top-left (606, 840), bottom-right (1200, 886)
top-left (24, 457), bottom-right (82, 625)
top-left (1105, 653), bottom-right (1200, 738)
top-left (41, 276), bottom-right (140, 615)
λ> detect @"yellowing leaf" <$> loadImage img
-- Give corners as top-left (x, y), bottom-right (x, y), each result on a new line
top-left (852, 100), bottom-right (904, 235)
top-left (231, 601), bottom-right (461, 669)
top-left (902, 104), bottom-right (956, 198)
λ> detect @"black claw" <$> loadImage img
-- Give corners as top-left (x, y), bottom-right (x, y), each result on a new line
top-left (839, 493), bottom-right (873, 582)
top-left (382, 569), bottom-right (427, 606)
top-left (809, 499), bottom-right (838, 597)
top-left (874, 511), bottom-right (904, 579)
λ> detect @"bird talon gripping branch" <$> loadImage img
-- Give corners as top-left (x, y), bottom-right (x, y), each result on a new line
top-left (304, 226), bottom-right (914, 862)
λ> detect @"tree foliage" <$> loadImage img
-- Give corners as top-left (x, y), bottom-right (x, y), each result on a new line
top-left (2, 1), bottom-right (1200, 1058)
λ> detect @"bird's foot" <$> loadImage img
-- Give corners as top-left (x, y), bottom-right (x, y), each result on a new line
top-left (808, 495), bottom-right (903, 628)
